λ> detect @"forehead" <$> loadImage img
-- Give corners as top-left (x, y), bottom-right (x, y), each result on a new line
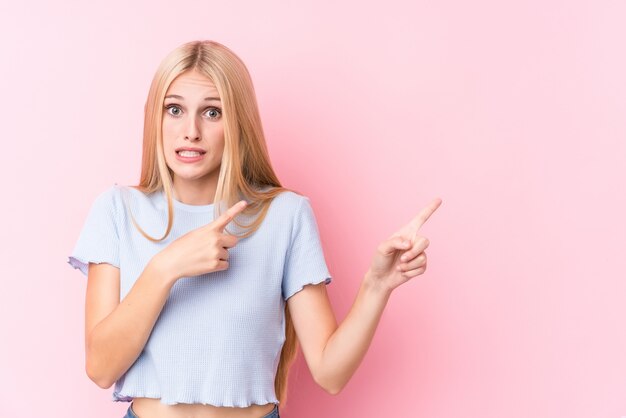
top-left (166, 70), bottom-right (219, 97)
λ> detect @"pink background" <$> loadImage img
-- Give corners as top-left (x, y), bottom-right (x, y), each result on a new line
top-left (1, 0), bottom-right (625, 417)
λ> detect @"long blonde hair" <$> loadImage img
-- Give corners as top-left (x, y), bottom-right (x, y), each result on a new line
top-left (126, 40), bottom-right (301, 406)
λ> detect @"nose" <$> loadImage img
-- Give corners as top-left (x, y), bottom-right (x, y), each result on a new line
top-left (184, 115), bottom-right (201, 141)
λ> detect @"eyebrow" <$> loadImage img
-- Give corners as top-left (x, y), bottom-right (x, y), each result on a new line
top-left (164, 94), bottom-right (221, 101)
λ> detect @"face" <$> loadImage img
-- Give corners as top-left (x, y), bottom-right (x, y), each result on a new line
top-left (162, 69), bottom-right (225, 187)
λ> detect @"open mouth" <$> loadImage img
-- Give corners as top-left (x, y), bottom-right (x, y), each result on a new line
top-left (176, 150), bottom-right (206, 157)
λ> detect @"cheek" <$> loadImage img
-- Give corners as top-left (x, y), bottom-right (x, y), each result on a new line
top-left (205, 125), bottom-right (225, 147)
top-left (162, 121), bottom-right (176, 140)
top-left (161, 128), bottom-right (176, 163)
top-left (209, 139), bottom-right (225, 161)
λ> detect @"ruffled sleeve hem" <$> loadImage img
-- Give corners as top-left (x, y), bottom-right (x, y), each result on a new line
top-left (67, 255), bottom-right (120, 277)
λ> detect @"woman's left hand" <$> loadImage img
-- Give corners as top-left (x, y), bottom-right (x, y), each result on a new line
top-left (366, 198), bottom-right (442, 294)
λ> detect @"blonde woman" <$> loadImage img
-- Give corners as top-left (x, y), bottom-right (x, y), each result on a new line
top-left (67, 40), bottom-right (442, 418)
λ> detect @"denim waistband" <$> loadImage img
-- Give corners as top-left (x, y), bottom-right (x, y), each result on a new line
top-left (123, 402), bottom-right (279, 418)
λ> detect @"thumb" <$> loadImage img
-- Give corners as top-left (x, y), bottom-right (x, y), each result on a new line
top-left (378, 235), bottom-right (411, 256)
top-left (212, 199), bottom-right (248, 232)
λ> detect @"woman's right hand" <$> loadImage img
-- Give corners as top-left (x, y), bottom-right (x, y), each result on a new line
top-left (155, 199), bottom-right (248, 282)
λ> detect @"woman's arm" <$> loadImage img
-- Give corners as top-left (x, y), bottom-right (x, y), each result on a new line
top-left (287, 272), bottom-right (391, 395)
top-left (85, 255), bottom-right (177, 388)
top-left (288, 198), bottom-right (441, 394)
top-left (85, 200), bottom-right (246, 388)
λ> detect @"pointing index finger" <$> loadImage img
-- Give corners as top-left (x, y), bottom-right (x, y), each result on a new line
top-left (212, 199), bottom-right (248, 232)
top-left (410, 197), bottom-right (442, 241)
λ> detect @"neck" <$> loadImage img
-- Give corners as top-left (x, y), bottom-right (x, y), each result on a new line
top-left (172, 176), bottom-right (218, 205)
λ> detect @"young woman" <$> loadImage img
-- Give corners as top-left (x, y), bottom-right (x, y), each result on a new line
top-left (67, 40), bottom-right (441, 418)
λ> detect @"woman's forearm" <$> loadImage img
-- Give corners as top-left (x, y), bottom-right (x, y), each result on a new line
top-left (86, 256), bottom-right (177, 388)
top-left (317, 271), bottom-right (393, 394)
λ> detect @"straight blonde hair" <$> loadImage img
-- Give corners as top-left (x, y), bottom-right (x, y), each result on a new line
top-left (126, 40), bottom-right (302, 406)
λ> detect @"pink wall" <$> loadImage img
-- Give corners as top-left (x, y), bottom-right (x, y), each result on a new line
top-left (1, 0), bottom-right (625, 416)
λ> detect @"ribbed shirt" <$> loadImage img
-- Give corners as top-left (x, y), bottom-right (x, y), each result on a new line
top-left (67, 184), bottom-right (332, 407)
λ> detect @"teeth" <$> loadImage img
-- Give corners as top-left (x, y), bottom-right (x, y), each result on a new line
top-left (178, 150), bottom-right (202, 157)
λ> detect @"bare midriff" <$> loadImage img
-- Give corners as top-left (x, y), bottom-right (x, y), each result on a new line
top-left (131, 397), bottom-right (276, 418)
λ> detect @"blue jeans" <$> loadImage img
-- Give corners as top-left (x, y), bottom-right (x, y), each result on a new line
top-left (123, 402), bottom-right (280, 418)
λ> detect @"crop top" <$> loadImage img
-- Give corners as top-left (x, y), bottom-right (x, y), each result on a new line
top-left (67, 184), bottom-right (333, 407)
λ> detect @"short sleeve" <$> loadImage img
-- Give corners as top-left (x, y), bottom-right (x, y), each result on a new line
top-left (282, 196), bottom-right (333, 301)
top-left (67, 186), bottom-right (120, 277)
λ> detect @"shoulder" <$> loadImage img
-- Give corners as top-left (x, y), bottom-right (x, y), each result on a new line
top-left (78, 184), bottom-right (123, 233)
top-left (269, 189), bottom-right (311, 214)
top-left (89, 184), bottom-right (121, 210)
top-left (268, 190), bottom-right (321, 234)
top-left (90, 184), bottom-right (136, 218)
top-left (111, 184), bottom-right (157, 211)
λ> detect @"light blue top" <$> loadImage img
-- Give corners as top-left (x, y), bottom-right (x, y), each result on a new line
top-left (67, 184), bottom-right (332, 407)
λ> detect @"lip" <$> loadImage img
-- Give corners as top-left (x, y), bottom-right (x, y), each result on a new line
top-left (176, 147), bottom-right (206, 153)
top-left (175, 150), bottom-right (206, 163)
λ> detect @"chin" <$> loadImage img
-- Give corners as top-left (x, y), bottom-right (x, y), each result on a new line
top-left (174, 167), bottom-right (220, 180)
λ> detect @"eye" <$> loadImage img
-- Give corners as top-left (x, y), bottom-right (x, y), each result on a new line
top-left (205, 107), bottom-right (222, 120)
top-left (165, 104), bottom-right (182, 117)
